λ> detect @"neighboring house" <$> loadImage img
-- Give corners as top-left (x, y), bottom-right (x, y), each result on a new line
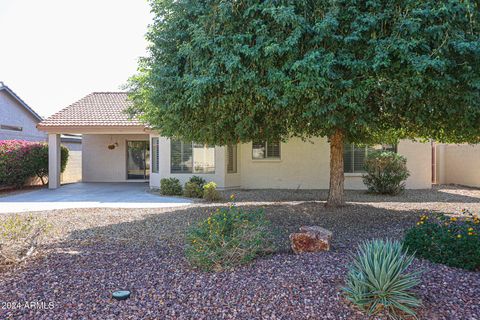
top-left (1, 81), bottom-right (82, 184)
top-left (0, 81), bottom-right (45, 141)
top-left (38, 92), bottom-right (433, 190)
top-left (435, 143), bottom-right (480, 188)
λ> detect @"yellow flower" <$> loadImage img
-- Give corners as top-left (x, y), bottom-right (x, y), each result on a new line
top-left (450, 217), bottom-right (457, 222)
top-left (468, 232), bottom-right (474, 236)
top-left (468, 227), bottom-right (474, 232)
top-left (457, 234), bottom-right (462, 239)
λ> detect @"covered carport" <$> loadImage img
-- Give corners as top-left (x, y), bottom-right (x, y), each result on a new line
top-left (37, 92), bottom-right (151, 189)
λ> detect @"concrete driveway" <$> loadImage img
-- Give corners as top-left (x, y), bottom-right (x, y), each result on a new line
top-left (0, 183), bottom-right (192, 213)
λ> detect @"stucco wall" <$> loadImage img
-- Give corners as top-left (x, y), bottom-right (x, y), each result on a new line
top-left (62, 150), bottom-right (82, 183)
top-left (437, 144), bottom-right (480, 188)
top-left (82, 134), bottom-right (149, 182)
top-left (0, 90), bottom-right (46, 141)
top-left (239, 138), bottom-right (431, 190)
top-left (147, 135), bottom-right (431, 190)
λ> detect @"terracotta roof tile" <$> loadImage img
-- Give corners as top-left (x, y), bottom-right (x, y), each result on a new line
top-left (38, 92), bottom-right (143, 128)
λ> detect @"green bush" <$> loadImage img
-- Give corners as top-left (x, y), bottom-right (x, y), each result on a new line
top-left (185, 204), bottom-right (274, 271)
top-left (0, 140), bottom-right (69, 188)
top-left (189, 176), bottom-right (206, 188)
top-left (0, 214), bottom-right (50, 266)
top-left (362, 151), bottom-right (410, 195)
top-left (183, 176), bottom-right (206, 198)
top-left (403, 211), bottom-right (480, 271)
top-left (184, 182), bottom-right (203, 198)
top-left (160, 178), bottom-right (183, 196)
top-left (343, 239), bottom-right (422, 319)
top-left (202, 181), bottom-right (222, 201)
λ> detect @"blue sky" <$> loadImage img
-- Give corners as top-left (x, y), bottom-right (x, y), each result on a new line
top-left (0, 0), bottom-right (152, 117)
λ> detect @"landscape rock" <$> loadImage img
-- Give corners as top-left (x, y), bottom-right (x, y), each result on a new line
top-left (290, 226), bottom-right (333, 253)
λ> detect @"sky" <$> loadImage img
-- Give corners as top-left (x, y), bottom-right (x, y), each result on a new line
top-left (0, 0), bottom-right (152, 117)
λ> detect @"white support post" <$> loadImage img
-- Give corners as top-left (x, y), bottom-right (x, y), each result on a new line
top-left (48, 133), bottom-right (61, 189)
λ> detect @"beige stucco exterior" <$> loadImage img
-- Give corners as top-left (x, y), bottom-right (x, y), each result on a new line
top-left (82, 134), bottom-right (149, 182)
top-left (237, 138), bottom-right (431, 190)
top-left (43, 126), bottom-right (433, 190)
top-left (147, 136), bottom-right (431, 190)
top-left (436, 144), bottom-right (480, 188)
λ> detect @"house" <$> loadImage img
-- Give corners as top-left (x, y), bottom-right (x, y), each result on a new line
top-left (37, 92), bottom-right (434, 190)
top-left (0, 81), bottom-right (46, 141)
top-left (1, 81), bottom-right (82, 183)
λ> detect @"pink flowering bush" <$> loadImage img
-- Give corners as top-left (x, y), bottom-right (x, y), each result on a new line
top-left (0, 140), bottom-right (68, 188)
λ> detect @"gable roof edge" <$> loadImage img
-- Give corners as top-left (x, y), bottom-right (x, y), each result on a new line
top-left (0, 82), bottom-right (43, 122)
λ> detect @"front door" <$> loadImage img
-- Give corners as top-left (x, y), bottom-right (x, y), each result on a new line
top-left (127, 141), bottom-right (150, 180)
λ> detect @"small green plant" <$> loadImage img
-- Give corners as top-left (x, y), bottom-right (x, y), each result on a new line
top-left (0, 215), bottom-right (50, 266)
top-left (202, 181), bottom-right (222, 201)
top-left (362, 151), bottom-right (410, 195)
top-left (184, 182), bottom-right (203, 198)
top-left (343, 239), bottom-right (422, 319)
top-left (160, 178), bottom-right (183, 196)
top-left (183, 176), bottom-right (206, 198)
top-left (404, 211), bottom-right (480, 271)
top-left (185, 204), bottom-right (274, 271)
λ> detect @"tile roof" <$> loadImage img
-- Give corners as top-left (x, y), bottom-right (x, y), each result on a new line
top-left (38, 92), bottom-right (143, 128)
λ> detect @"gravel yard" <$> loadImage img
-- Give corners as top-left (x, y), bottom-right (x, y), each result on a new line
top-left (0, 185), bottom-right (479, 319)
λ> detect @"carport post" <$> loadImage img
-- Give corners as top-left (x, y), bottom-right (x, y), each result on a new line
top-left (48, 133), bottom-right (61, 189)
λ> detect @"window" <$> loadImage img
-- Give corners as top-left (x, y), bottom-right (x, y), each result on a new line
top-left (252, 141), bottom-right (280, 159)
top-left (151, 137), bottom-right (159, 173)
top-left (344, 144), bottom-right (397, 173)
top-left (170, 140), bottom-right (215, 173)
top-left (227, 144), bottom-right (237, 173)
top-left (0, 124), bottom-right (22, 131)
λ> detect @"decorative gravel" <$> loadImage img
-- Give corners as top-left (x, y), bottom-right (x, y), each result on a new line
top-left (0, 185), bottom-right (479, 319)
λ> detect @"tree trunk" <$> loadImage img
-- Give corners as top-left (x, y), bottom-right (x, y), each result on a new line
top-left (326, 129), bottom-right (345, 207)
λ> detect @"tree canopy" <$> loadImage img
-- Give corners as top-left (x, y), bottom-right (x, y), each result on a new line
top-left (129, 0), bottom-right (480, 205)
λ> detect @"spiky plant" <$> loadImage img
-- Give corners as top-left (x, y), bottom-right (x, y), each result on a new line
top-left (343, 239), bottom-right (422, 319)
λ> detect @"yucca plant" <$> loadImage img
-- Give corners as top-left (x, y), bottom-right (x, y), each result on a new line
top-left (343, 239), bottom-right (422, 319)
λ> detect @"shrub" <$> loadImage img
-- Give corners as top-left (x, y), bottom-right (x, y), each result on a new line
top-left (160, 178), bottom-right (183, 195)
top-left (0, 214), bottom-right (50, 266)
top-left (0, 140), bottom-right (69, 188)
top-left (343, 239), bottom-right (422, 319)
top-left (403, 211), bottom-right (480, 271)
top-left (185, 204), bottom-right (274, 271)
top-left (183, 176), bottom-right (206, 198)
top-left (203, 181), bottom-right (222, 201)
top-left (362, 151), bottom-right (410, 195)
top-left (184, 182), bottom-right (203, 198)
top-left (189, 176), bottom-right (206, 188)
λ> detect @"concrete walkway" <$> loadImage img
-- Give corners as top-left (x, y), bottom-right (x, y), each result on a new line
top-left (0, 183), bottom-right (192, 213)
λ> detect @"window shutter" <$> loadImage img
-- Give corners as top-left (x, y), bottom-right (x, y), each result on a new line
top-left (152, 138), bottom-right (159, 173)
top-left (343, 144), bottom-right (353, 173)
top-left (353, 146), bottom-right (367, 172)
top-left (267, 141), bottom-right (280, 158)
top-left (227, 145), bottom-right (237, 173)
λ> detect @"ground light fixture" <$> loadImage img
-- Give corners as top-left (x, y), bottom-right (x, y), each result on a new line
top-left (112, 290), bottom-right (131, 301)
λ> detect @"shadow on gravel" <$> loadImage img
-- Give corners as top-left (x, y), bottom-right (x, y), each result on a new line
top-left (63, 202), bottom-right (427, 253)
top-left (224, 185), bottom-right (480, 204)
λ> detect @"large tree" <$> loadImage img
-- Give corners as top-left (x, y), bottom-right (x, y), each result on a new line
top-left (129, 0), bottom-right (480, 206)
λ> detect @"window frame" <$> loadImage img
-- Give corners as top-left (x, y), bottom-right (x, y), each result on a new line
top-left (170, 140), bottom-right (215, 174)
top-left (252, 141), bottom-right (281, 160)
